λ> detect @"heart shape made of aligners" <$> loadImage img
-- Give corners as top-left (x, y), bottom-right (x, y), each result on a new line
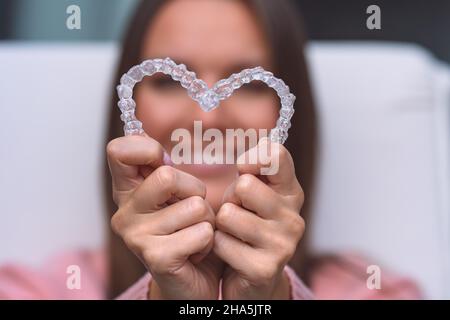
top-left (116, 57), bottom-right (295, 144)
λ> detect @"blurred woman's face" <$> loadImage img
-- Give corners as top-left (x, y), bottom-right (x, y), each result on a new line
top-left (135, 0), bottom-right (278, 210)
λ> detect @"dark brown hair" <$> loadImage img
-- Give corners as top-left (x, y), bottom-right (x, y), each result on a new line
top-left (104, 0), bottom-right (317, 298)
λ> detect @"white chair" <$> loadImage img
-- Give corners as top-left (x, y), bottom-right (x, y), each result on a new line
top-left (0, 41), bottom-right (448, 298)
top-left (307, 42), bottom-right (450, 299)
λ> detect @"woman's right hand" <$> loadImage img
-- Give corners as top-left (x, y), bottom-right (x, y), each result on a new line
top-left (106, 134), bottom-right (223, 299)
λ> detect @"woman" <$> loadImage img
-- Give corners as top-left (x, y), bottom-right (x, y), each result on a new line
top-left (0, 0), bottom-right (421, 299)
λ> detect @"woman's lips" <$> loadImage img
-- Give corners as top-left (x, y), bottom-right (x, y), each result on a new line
top-left (178, 163), bottom-right (235, 176)
top-left (170, 150), bottom-right (238, 176)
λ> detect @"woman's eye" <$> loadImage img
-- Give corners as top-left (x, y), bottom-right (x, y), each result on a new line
top-left (238, 81), bottom-right (270, 94)
top-left (146, 76), bottom-right (269, 95)
top-left (147, 75), bottom-right (181, 91)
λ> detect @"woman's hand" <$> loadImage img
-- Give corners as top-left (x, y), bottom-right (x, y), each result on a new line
top-left (107, 134), bottom-right (223, 299)
top-left (213, 139), bottom-right (305, 299)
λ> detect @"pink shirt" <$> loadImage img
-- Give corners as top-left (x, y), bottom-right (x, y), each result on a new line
top-left (0, 249), bottom-right (421, 300)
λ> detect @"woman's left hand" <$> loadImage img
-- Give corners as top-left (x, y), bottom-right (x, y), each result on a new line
top-left (213, 139), bottom-right (305, 299)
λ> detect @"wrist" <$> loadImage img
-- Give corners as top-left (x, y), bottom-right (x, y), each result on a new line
top-left (270, 269), bottom-right (291, 300)
top-left (148, 279), bottom-right (166, 300)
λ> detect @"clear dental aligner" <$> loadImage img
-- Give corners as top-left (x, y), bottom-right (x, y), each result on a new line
top-left (116, 57), bottom-right (295, 144)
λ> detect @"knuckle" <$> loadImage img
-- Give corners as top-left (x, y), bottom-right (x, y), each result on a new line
top-left (198, 222), bottom-right (214, 241)
top-left (110, 210), bottom-right (126, 235)
top-left (235, 174), bottom-right (255, 195)
top-left (290, 215), bottom-right (305, 239)
top-left (275, 237), bottom-right (296, 261)
top-left (122, 228), bottom-right (142, 252)
top-left (146, 141), bottom-right (164, 161)
top-left (187, 196), bottom-right (208, 217)
top-left (268, 230), bottom-right (292, 259)
top-left (277, 145), bottom-right (291, 162)
top-left (120, 219), bottom-right (151, 252)
top-left (216, 203), bottom-right (235, 227)
top-left (106, 138), bottom-right (123, 159)
top-left (154, 165), bottom-right (177, 187)
top-left (295, 184), bottom-right (305, 205)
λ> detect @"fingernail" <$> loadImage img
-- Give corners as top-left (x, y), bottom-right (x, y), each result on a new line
top-left (163, 151), bottom-right (174, 166)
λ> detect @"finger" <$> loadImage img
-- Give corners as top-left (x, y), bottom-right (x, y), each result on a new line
top-left (131, 166), bottom-right (206, 212)
top-left (216, 202), bottom-right (270, 247)
top-left (169, 221), bottom-right (214, 258)
top-left (236, 138), bottom-right (301, 196)
top-left (222, 173), bottom-right (284, 219)
top-left (154, 222), bottom-right (214, 273)
top-left (189, 239), bottom-right (214, 264)
top-left (213, 230), bottom-right (257, 274)
top-left (106, 134), bottom-right (166, 193)
top-left (136, 196), bottom-right (215, 235)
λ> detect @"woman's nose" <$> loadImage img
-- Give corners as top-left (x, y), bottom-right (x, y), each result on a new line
top-left (190, 72), bottom-right (230, 130)
top-left (201, 72), bottom-right (219, 89)
top-left (191, 98), bottom-right (225, 130)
